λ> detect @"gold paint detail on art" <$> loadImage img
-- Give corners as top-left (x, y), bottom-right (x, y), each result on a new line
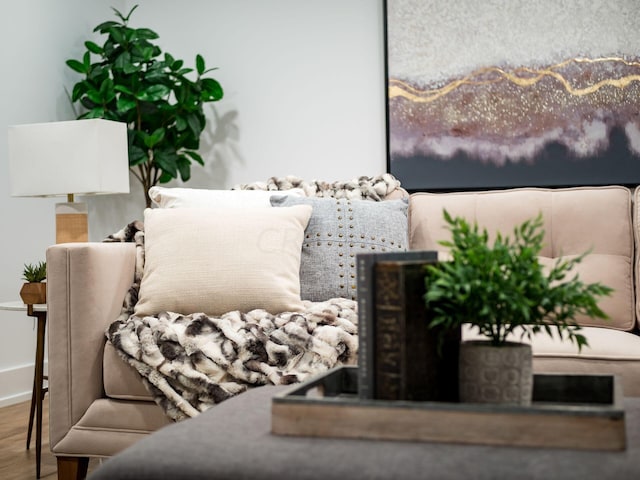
top-left (389, 57), bottom-right (640, 103)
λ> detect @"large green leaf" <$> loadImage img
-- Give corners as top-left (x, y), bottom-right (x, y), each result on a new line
top-left (99, 78), bottom-right (116, 102)
top-left (83, 107), bottom-right (106, 118)
top-left (140, 46), bottom-right (156, 62)
top-left (87, 64), bottom-right (108, 82)
top-left (158, 171), bottom-right (173, 183)
top-left (128, 144), bottom-right (148, 166)
top-left (144, 67), bottom-right (169, 83)
top-left (93, 20), bottom-right (119, 33)
top-left (108, 26), bottom-right (126, 45)
top-left (154, 149), bottom-right (178, 177)
top-left (136, 84), bottom-right (170, 101)
top-left (83, 51), bottom-right (91, 70)
top-left (114, 84), bottom-right (135, 95)
top-left (84, 41), bottom-right (103, 55)
top-left (136, 28), bottom-right (159, 40)
top-left (184, 150), bottom-right (204, 166)
top-left (115, 51), bottom-right (131, 70)
top-left (71, 82), bottom-right (88, 102)
top-left (66, 59), bottom-right (88, 74)
top-left (144, 127), bottom-right (165, 148)
top-left (86, 89), bottom-right (103, 104)
top-left (200, 78), bottom-right (223, 101)
top-left (196, 54), bottom-right (205, 75)
top-left (116, 96), bottom-right (136, 113)
top-left (185, 112), bottom-right (202, 137)
top-left (177, 156), bottom-right (191, 181)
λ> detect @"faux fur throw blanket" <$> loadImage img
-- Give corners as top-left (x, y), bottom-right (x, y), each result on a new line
top-left (233, 173), bottom-right (402, 200)
top-left (107, 299), bottom-right (357, 421)
top-left (102, 174), bottom-right (400, 421)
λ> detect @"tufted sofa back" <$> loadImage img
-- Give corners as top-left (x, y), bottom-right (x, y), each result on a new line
top-left (408, 186), bottom-right (636, 331)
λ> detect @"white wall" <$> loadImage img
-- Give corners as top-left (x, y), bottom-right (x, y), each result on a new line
top-left (0, 0), bottom-right (386, 405)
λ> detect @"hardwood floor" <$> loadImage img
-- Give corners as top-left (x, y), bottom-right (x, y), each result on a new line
top-left (0, 399), bottom-right (99, 480)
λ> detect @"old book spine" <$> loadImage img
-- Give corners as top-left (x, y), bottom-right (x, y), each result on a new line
top-left (374, 258), bottom-right (457, 402)
top-left (374, 261), bottom-right (416, 401)
top-left (356, 253), bottom-right (376, 399)
top-left (357, 250), bottom-right (440, 400)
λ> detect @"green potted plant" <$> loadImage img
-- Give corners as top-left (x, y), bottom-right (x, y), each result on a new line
top-left (66, 4), bottom-right (224, 207)
top-left (20, 261), bottom-right (47, 305)
top-left (424, 210), bottom-right (612, 405)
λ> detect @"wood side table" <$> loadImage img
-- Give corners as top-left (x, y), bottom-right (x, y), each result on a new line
top-left (0, 300), bottom-right (47, 479)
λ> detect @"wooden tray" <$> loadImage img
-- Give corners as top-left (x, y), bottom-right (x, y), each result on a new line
top-left (272, 366), bottom-right (626, 451)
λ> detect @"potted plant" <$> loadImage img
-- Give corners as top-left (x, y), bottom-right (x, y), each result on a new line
top-left (66, 5), bottom-right (224, 207)
top-left (20, 261), bottom-right (47, 305)
top-left (424, 210), bottom-right (612, 405)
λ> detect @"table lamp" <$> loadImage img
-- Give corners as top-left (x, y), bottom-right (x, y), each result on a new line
top-left (8, 119), bottom-right (130, 243)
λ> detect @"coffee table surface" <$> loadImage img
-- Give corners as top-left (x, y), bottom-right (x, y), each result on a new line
top-left (89, 385), bottom-right (640, 480)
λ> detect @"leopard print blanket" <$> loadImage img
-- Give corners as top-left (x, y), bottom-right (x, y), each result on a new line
top-left (103, 174), bottom-right (399, 420)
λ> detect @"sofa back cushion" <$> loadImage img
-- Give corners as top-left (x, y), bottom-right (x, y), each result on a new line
top-left (632, 187), bottom-right (640, 328)
top-left (409, 186), bottom-right (635, 331)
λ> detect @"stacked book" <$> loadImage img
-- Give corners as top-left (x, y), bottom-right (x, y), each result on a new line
top-left (356, 251), bottom-right (459, 402)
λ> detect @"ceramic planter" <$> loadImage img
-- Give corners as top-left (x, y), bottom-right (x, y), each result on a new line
top-left (458, 340), bottom-right (533, 406)
top-left (19, 282), bottom-right (47, 305)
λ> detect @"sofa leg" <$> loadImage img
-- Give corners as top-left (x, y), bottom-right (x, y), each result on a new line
top-left (57, 456), bottom-right (89, 480)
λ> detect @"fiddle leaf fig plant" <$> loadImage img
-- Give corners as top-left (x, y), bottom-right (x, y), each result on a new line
top-left (66, 4), bottom-right (224, 207)
top-left (424, 210), bottom-right (613, 351)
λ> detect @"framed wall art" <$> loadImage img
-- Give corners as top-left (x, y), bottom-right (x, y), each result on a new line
top-left (385, 0), bottom-right (640, 191)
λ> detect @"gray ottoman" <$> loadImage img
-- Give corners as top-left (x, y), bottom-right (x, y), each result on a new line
top-left (89, 386), bottom-right (640, 480)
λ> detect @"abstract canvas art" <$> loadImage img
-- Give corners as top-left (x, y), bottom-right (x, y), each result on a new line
top-left (385, 0), bottom-right (640, 190)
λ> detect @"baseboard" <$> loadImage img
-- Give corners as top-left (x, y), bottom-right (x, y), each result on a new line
top-left (0, 362), bottom-right (48, 408)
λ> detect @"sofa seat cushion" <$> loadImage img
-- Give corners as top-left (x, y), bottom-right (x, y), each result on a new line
top-left (104, 341), bottom-right (154, 401)
top-left (51, 398), bottom-right (171, 457)
top-left (409, 186), bottom-right (635, 330)
top-left (462, 325), bottom-right (640, 396)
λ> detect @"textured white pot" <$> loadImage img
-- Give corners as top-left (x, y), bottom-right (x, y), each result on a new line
top-left (459, 340), bottom-right (533, 406)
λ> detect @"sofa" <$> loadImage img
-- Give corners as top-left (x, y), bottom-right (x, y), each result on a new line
top-left (46, 179), bottom-right (640, 480)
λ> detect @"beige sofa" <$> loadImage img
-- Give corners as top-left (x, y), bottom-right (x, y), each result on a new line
top-left (46, 185), bottom-right (640, 480)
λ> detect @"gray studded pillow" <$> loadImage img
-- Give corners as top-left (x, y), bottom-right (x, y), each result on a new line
top-left (270, 196), bottom-right (408, 301)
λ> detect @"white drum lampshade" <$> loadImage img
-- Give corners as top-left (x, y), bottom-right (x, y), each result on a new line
top-left (8, 119), bottom-right (130, 243)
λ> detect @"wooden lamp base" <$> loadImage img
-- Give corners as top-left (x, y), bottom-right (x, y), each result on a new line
top-left (55, 202), bottom-right (88, 243)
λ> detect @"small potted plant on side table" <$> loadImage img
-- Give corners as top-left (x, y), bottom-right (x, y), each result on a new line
top-left (424, 210), bottom-right (612, 406)
top-left (20, 261), bottom-right (47, 305)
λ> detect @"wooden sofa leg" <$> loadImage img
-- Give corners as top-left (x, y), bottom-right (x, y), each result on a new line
top-left (57, 456), bottom-right (89, 480)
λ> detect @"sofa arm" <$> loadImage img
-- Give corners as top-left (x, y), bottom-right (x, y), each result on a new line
top-left (47, 242), bottom-right (137, 449)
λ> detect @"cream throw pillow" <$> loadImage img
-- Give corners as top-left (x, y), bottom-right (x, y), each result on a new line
top-left (134, 205), bottom-right (313, 317)
top-left (148, 186), bottom-right (306, 208)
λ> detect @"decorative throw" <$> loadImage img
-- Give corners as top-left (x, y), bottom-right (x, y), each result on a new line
top-left (107, 299), bottom-right (357, 421)
top-left (103, 174), bottom-right (402, 421)
top-left (233, 173), bottom-right (402, 200)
